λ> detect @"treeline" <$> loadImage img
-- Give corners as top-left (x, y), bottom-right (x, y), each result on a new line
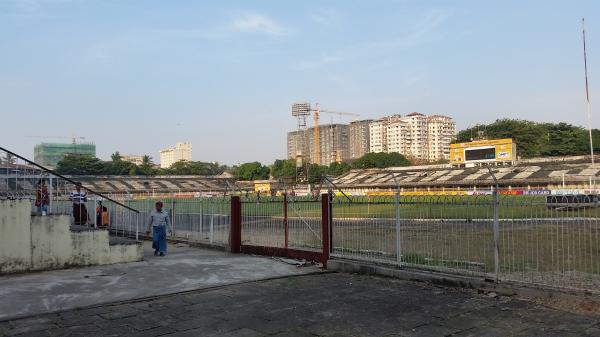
top-left (55, 152), bottom-right (227, 176)
top-left (55, 151), bottom-right (412, 182)
top-left (457, 119), bottom-right (600, 158)
top-left (240, 152), bottom-right (411, 183)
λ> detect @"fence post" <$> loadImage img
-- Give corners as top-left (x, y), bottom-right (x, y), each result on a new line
top-left (171, 199), bottom-right (176, 237)
top-left (321, 193), bottom-right (331, 267)
top-left (493, 189), bottom-right (500, 282)
top-left (284, 193), bottom-right (289, 250)
top-left (395, 191), bottom-right (402, 266)
top-left (230, 196), bottom-right (242, 253)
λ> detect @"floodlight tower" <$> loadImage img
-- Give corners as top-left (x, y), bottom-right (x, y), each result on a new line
top-left (291, 103), bottom-right (311, 183)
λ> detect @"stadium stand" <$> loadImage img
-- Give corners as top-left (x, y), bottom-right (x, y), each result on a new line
top-left (332, 156), bottom-right (600, 193)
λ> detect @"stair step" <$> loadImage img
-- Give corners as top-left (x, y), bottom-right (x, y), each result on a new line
top-left (109, 236), bottom-right (139, 246)
top-left (70, 225), bottom-right (105, 233)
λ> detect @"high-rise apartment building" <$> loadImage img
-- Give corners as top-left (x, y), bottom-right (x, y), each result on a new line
top-left (369, 113), bottom-right (455, 161)
top-left (348, 120), bottom-right (372, 160)
top-left (287, 112), bottom-right (455, 165)
top-left (159, 142), bottom-right (192, 168)
top-left (287, 130), bottom-right (309, 162)
top-left (427, 115), bottom-right (456, 161)
top-left (287, 124), bottom-right (350, 166)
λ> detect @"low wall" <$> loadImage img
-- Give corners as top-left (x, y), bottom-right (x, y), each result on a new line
top-left (0, 201), bottom-right (31, 273)
top-left (0, 200), bottom-right (142, 274)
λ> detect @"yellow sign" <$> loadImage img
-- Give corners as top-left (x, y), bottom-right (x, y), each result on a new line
top-left (254, 183), bottom-right (271, 193)
top-left (450, 138), bottom-right (515, 164)
top-left (400, 191), bottom-right (468, 196)
top-left (366, 191), bottom-right (468, 196)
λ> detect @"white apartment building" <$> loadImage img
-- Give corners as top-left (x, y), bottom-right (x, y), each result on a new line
top-left (427, 115), bottom-right (456, 161)
top-left (386, 119), bottom-right (409, 155)
top-left (369, 120), bottom-right (387, 153)
top-left (369, 113), bottom-right (455, 161)
top-left (159, 142), bottom-right (192, 168)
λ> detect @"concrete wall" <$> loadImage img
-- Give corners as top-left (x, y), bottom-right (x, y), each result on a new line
top-left (0, 200), bottom-right (32, 273)
top-left (0, 200), bottom-right (142, 274)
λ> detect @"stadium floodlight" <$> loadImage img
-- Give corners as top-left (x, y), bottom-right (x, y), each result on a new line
top-left (291, 102), bottom-right (311, 116)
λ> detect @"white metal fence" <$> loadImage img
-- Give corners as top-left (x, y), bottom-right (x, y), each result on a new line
top-left (331, 194), bottom-right (600, 292)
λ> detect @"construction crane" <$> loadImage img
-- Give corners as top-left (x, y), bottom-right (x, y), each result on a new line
top-left (311, 104), bottom-right (360, 165)
top-left (27, 136), bottom-right (87, 144)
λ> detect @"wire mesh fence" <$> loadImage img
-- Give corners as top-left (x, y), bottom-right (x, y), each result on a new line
top-left (240, 195), bottom-right (322, 251)
top-left (330, 194), bottom-right (600, 292)
top-left (107, 197), bottom-right (231, 246)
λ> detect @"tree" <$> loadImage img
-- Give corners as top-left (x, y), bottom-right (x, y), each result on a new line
top-left (56, 154), bottom-right (106, 175)
top-left (139, 155), bottom-right (156, 175)
top-left (3, 153), bottom-right (16, 165)
top-left (233, 162), bottom-right (269, 181)
top-left (308, 164), bottom-right (328, 184)
top-left (110, 152), bottom-right (122, 162)
top-left (456, 119), bottom-right (600, 158)
top-left (105, 152), bottom-right (136, 175)
top-left (327, 162), bottom-right (351, 177)
top-left (270, 159), bottom-right (296, 180)
top-left (352, 152), bottom-right (411, 169)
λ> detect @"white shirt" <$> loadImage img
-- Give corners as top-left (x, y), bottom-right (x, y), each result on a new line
top-left (149, 210), bottom-right (170, 227)
top-left (69, 191), bottom-right (87, 204)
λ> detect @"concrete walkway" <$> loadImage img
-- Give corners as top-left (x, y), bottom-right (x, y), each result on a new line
top-left (1, 273), bottom-right (598, 336)
top-left (0, 242), bottom-right (320, 320)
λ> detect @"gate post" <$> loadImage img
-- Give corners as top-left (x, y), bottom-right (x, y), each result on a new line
top-left (230, 196), bottom-right (241, 253)
top-left (284, 193), bottom-right (289, 250)
top-left (492, 190), bottom-right (500, 282)
top-left (321, 193), bottom-right (331, 267)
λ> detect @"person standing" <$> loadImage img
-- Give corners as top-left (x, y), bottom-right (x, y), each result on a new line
top-left (69, 183), bottom-right (88, 225)
top-left (96, 201), bottom-right (109, 228)
top-left (35, 180), bottom-right (49, 215)
top-left (146, 201), bottom-right (171, 256)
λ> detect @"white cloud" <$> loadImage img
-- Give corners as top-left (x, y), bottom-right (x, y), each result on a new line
top-left (231, 13), bottom-right (287, 36)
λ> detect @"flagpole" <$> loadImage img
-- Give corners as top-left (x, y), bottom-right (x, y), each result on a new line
top-left (583, 18), bottom-right (595, 189)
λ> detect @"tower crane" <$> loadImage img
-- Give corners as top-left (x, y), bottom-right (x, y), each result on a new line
top-left (27, 136), bottom-right (87, 144)
top-left (311, 104), bottom-right (360, 165)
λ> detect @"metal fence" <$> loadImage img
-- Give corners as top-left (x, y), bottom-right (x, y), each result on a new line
top-left (330, 194), bottom-right (600, 293)
top-left (240, 196), bottom-right (322, 251)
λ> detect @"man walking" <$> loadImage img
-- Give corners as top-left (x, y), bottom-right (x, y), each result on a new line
top-left (146, 201), bottom-right (171, 256)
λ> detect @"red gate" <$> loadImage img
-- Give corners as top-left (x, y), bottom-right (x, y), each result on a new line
top-left (229, 194), bottom-right (330, 266)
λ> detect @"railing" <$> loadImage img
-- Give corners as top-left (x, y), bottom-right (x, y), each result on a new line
top-left (0, 147), bottom-right (140, 235)
top-left (330, 194), bottom-right (600, 293)
top-left (111, 197), bottom-right (231, 246)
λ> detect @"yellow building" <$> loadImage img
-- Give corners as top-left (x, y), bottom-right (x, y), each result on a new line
top-left (450, 138), bottom-right (516, 167)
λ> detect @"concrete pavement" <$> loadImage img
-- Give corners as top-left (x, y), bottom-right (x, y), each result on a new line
top-left (0, 242), bottom-right (320, 320)
top-left (1, 273), bottom-right (598, 336)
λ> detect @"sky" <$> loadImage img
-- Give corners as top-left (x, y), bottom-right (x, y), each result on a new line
top-left (1, 0), bottom-right (599, 165)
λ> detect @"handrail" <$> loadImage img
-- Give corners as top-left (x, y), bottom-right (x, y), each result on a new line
top-left (0, 146), bottom-right (139, 213)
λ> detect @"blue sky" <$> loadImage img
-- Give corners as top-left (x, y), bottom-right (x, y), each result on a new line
top-left (1, 0), bottom-right (599, 165)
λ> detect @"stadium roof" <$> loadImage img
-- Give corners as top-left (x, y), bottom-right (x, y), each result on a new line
top-left (332, 156), bottom-right (599, 189)
top-left (68, 175), bottom-right (233, 194)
